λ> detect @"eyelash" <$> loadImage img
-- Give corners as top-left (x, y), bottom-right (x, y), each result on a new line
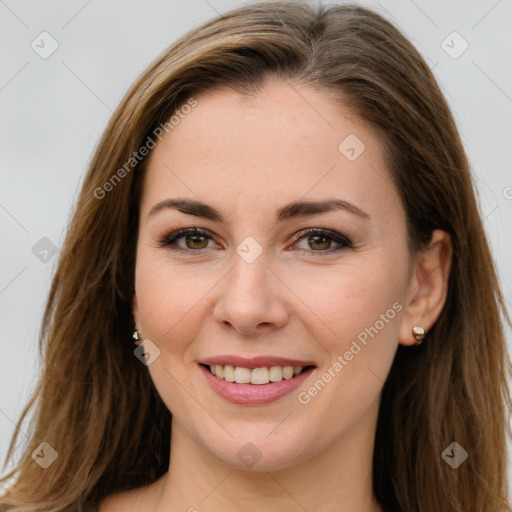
top-left (158, 227), bottom-right (353, 257)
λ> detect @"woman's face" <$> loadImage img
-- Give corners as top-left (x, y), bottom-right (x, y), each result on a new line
top-left (133, 79), bottom-right (416, 471)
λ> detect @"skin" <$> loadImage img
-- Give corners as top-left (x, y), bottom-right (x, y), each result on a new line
top-left (100, 78), bottom-right (452, 512)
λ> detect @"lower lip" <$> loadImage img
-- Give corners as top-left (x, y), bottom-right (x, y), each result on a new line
top-left (199, 364), bottom-right (315, 405)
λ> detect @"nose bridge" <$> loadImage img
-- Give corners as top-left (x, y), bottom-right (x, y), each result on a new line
top-left (213, 241), bottom-right (288, 333)
top-left (227, 246), bottom-right (272, 307)
top-left (227, 228), bottom-right (270, 292)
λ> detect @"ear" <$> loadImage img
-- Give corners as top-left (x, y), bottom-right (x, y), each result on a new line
top-left (398, 229), bottom-right (452, 346)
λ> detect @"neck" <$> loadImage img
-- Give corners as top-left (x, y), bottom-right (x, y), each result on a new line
top-left (154, 403), bottom-right (383, 512)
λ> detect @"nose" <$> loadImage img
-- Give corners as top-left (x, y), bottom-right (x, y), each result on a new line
top-left (212, 251), bottom-right (289, 337)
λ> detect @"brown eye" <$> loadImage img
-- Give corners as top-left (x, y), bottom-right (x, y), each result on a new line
top-left (307, 234), bottom-right (332, 251)
top-left (159, 227), bottom-right (217, 253)
top-left (293, 228), bottom-right (353, 256)
top-left (184, 234), bottom-right (209, 250)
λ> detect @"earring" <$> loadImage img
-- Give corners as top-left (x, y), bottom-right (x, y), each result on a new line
top-left (133, 329), bottom-right (143, 343)
top-left (412, 325), bottom-right (426, 345)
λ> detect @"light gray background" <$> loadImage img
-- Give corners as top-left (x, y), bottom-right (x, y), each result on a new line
top-left (1, 0), bottom-right (511, 495)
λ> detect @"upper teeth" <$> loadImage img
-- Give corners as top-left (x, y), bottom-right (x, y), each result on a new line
top-left (210, 365), bottom-right (304, 384)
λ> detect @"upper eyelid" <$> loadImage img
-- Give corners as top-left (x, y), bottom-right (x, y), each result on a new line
top-left (161, 227), bottom-right (351, 251)
top-left (159, 227), bottom-right (213, 245)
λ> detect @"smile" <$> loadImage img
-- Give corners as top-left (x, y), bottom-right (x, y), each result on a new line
top-left (198, 358), bottom-right (317, 405)
top-left (205, 364), bottom-right (311, 384)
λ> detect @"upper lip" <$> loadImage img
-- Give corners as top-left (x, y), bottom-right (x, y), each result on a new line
top-left (200, 355), bottom-right (316, 369)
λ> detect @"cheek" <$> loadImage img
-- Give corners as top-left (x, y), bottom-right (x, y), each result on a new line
top-left (134, 260), bottom-right (210, 416)
top-left (134, 258), bottom-right (212, 358)
top-left (286, 252), bottom-right (407, 345)
top-left (293, 268), bottom-right (404, 444)
top-left (289, 251), bottom-right (407, 406)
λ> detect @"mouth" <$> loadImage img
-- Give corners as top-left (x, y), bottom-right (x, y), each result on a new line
top-left (200, 363), bottom-right (316, 385)
top-left (198, 357), bottom-right (317, 405)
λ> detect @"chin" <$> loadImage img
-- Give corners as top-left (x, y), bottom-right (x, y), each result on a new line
top-left (200, 423), bottom-right (317, 472)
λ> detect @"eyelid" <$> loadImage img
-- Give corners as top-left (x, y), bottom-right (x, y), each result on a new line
top-left (292, 227), bottom-right (353, 247)
top-left (158, 226), bottom-right (353, 255)
top-left (158, 227), bottom-right (216, 249)
top-left (289, 228), bottom-right (353, 257)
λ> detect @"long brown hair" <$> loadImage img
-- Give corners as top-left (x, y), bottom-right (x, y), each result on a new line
top-left (1, 2), bottom-right (510, 511)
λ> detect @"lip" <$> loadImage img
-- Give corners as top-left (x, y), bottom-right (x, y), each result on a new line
top-left (199, 363), bottom-right (316, 405)
top-left (200, 355), bottom-right (316, 369)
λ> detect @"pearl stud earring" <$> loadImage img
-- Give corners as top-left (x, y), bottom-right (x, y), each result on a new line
top-left (412, 325), bottom-right (426, 345)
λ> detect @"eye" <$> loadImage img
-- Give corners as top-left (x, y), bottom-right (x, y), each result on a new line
top-left (158, 227), bottom-right (353, 257)
top-left (158, 227), bottom-right (218, 254)
top-left (291, 228), bottom-right (353, 256)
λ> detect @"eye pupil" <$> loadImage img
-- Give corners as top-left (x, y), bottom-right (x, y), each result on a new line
top-left (186, 235), bottom-right (208, 249)
top-left (309, 235), bottom-right (331, 250)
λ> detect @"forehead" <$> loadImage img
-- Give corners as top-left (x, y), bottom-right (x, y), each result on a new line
top-left (140, 79), bottom-right (398, 221)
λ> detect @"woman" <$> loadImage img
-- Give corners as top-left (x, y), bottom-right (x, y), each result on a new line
top-left (1, 2), bottom-right (510, 511)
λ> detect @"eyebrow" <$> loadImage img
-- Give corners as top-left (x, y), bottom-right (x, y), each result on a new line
top-left (147, 198), bottom-right (370, 223)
